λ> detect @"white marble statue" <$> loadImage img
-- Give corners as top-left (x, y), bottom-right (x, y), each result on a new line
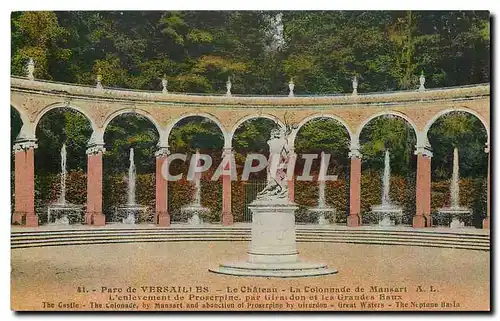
top-left (209, 116), bottom-right (336, 277)
top-left (256, 127), bottom-right (291, 201)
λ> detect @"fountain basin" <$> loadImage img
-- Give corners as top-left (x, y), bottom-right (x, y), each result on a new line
top-left (438, 207), bottom-right (471, 215)
top-left (115, 204), bottom-right (148, 224)
top-left (180, 204), bottom-right (210, 225)
top-left (308, 207), bottom-right (336, 225)
top-left (437, 207), bottom-right (471, 228)
top-left (371, 204), bottom-right (403, 227)
top-left (209, 200), bottom-right (337, 277)
top-left (47, 203), bottom-right (84, 225)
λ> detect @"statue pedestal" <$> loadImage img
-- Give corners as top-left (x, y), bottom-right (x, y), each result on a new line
top-left (209, 199), bottom-right (337, 277)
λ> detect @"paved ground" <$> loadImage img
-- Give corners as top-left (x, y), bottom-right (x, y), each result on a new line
top-left (11, 242), bottom-right (490, 311)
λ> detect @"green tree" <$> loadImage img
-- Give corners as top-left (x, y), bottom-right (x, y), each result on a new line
top-left (11, 11), bottom-right (71, 79)
top-left (360, 116), bottom-right (417, 175)
top-left (428, 112), bottom-right (488, 180)
top-left (35, 109), bottom-right (92, 173)
top-left (294, 118), bottom-right (350, 176)
top-left (103, 114), bottom-right (159, 174)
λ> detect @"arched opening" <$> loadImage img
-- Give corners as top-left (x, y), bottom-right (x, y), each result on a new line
top-left (359, 114), bottom-right (417, 226)
top-left (34, 107), bottom-right (93, 224)
top-left (11, 106), bottom-right (23, 144)
top-left (427, 111), bottom-right (488, 228)
top-left (231, 117), bottom-right (281, 222)
top-left (10, 106), bottom-right (23, 171)
top-left (293, 117), bottom-right (350, 224)
top-left (11, 106), bottom-right (23, 216)
top-left (102, 112), bottom-right (160, 223)
top-left (167, 116), bottom-right (225, 224)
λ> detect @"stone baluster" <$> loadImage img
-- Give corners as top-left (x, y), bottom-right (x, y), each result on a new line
top-left (96, 69), bottom-right (103, 90)
top-left (413, 146), bottom-right (433, 228)
top-left (12, 139), bottom-right (38, 226)
top-left (226, 77), bottom-right (232, 97)
top-left (26, 58), bottom-right (35, 81)
top-left (347, 147), bottom-right (362, 227)
top-left (288, 79), bottom-right (295, 97)
top-left (419, 71), bottom-right (426, 92)
top-left (483, 144), bottom-right (490, 229)
top-left (85, 143), bottom-right (106, 226)
top-left (352, 76), bottom-right (358, 96)
top-left (155, 146), bottom-right (170, 226)
top-left (221, 147), bottom-right (233, 225)
top-left (161, 75), bottom-right (168, 94)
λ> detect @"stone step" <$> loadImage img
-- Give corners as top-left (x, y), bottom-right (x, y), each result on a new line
top-left (11, 230), bottom-right (489, 243)
top-left (11, 231), bottom-right (489, 238)
top-left (11, 233), bottom-right (489, 246)
top-left (11, 237), bottom-right (488, 251)
top-left (11, 233), bottom-right (489, 251)
top-left (11, 234), bottom-right (488, 244)
top-left (11, 227), bottom-right (489, 238)
top-left (11, 226), bottom-right (489, 251)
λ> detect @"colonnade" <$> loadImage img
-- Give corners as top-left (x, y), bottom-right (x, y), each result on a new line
top-left (10, 76), bottom-right (490, 229)
top-left (12, 132), bottom-right (490, 229)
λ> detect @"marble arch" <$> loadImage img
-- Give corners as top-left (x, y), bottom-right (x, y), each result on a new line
top-left (355, 111), bottom-right (420, 148)
top-left (34, 102), bottom-right (96, 131)
top-left (10, 104), bottom-right (31, 140)
top-left (11, 104), bottom-right (29, 127)
top-left (30, 102), bottom-right (96, 140)
top-left (165, 112), bottom-right (228, 148)
top-left (290, 113), bottom-right (353, 147)
top-left (423, 107), bottom-right (490, 146)
top-left (9, 76), bottom-right (490, 229)
top-left (101, 107), bottom-right (164, 145)
top-left (229, 114), bottom-right (285, 147)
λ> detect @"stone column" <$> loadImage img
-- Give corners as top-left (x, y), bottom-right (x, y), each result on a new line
top-left (483, 145), bottom-right (490, 229)
top-left (12, 139), bottom-right (38, 226)
top-left (413, 147), bottom-right (433, 228)
top-left (85, 144), bottom-right (106, 226)
top-left (222, 147), bottom-right (233, 225)
top-left (347, 148), bottom-right (362, 227)
top-left (155, 147), bottom-right (170, 226)
top-left (288, 178), bottom-right (295, 202)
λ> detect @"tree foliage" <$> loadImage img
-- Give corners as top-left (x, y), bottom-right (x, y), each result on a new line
top-left (11, 11), bottom-right (489, 93)
top-left (428, 112), bottom-right (488, 180)
top-left (10, 11), bottom-right (489, 211)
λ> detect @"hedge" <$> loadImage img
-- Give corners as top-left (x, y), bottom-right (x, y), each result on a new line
top-left (21, 169), bottom-right (486, 227)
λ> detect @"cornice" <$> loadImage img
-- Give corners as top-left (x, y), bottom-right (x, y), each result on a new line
top-left (11, 76), bottom-right (490, 108)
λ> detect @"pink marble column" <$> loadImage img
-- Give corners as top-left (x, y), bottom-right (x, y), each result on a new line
top-left (85, 144), bottom-right (106, 226)
top-left (347, 149), bottom-right (362, 227)
top-left (12, 140), bottom-right (38, 226)
top-left (413, 148), bottom-right (433, 228)
top-left (155, 147), bottom-right (170, 226)
top-left (221, 148), bottom-right (233, 225)
top-left (483, 146), bottom-right (490, 229)
top-left (288, 178), bottom-right (295, 203)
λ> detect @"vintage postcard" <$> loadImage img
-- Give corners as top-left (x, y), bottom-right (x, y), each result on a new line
top-left (10, 10), bottom-right (490, 311)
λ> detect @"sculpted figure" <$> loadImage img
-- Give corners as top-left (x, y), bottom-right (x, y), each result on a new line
top-left (256, 127), bottom-right (291, 201)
